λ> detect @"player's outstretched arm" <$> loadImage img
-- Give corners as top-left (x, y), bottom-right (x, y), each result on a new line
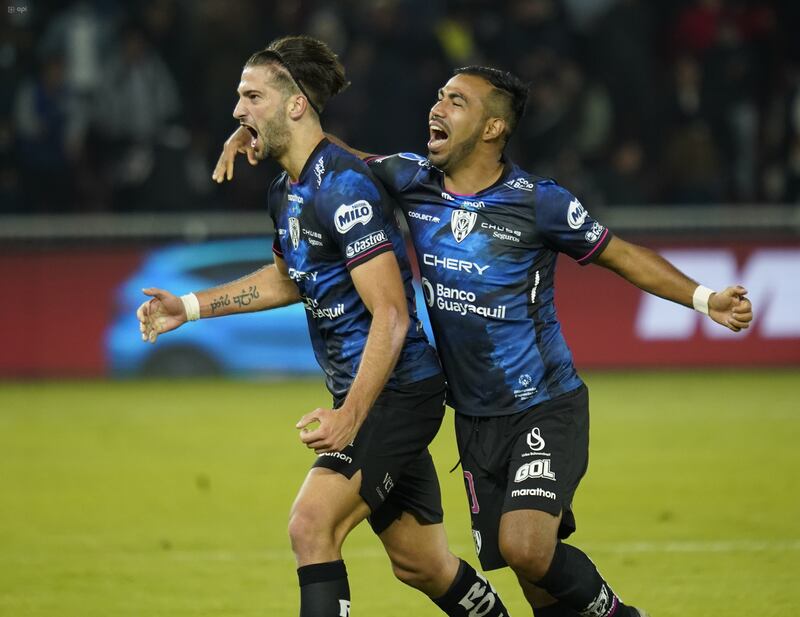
top-left (594, 236), bottom-right (753, 332)
top-left (297, 252), bottom-right (409, 452)
top-left (137, 257), bottom-right (301, 343)
top-left (212, 126), bottom-right (258, 183)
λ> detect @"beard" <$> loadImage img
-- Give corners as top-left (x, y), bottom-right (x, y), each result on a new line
top-left (429, 123), bottom-right (483, 172)
top-left (256, 108), bottom-right (291, 161)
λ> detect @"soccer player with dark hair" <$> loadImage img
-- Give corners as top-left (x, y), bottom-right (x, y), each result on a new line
top-left (139, 36), bottom-right (512, 617)
top-left (214, 52), bottom-right (753, 617)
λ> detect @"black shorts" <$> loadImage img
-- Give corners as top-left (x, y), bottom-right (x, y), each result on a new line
top-left (313, 373), bottom-right (446, 535)
top-left (455, 384), bottom-right (590, 570)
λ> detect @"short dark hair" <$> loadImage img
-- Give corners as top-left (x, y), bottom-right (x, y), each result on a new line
top-left (453, 66), bottom-right (528, 143)
top-left (245, 35), bottom-right (349, 115)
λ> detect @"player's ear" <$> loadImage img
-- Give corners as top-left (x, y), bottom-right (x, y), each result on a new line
top-left (287, 94), bottom-right (307, 120)
top-left (483, 117), bottom-right (506, 143)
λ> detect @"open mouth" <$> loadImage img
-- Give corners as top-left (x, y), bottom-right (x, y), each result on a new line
top-left (428, 122), bottom-right (449, 152)
top-left (241, 123), bottom-right (259, 149)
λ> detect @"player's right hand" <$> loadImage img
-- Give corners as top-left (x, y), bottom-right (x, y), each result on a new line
top-left (136, 287), bottom-right (187, 344)
top-left (212, 126), bottom-right (257, 183)
top-left (708, 285), bottom-right (753, 332)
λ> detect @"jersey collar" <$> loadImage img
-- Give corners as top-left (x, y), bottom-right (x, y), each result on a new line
top-left (291, 137), bottom-right (330, 185)
top-left (438, 157), bottom-right (515, 198)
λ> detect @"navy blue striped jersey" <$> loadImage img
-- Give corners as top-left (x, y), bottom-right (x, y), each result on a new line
top-left (368, 152), bottom-right (612, 417)
top-left (268, 140), bottom-right (441, 398)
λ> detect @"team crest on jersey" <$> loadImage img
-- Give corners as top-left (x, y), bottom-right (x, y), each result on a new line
top-left (451, 210), bottom-right (477, 243)
top-left (289, 217), bottom-right (300, 249)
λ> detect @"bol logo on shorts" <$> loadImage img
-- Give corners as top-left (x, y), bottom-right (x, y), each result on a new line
top-left (514, 459), bottom-right (556, 482)
top-left (526, 427), bottom-right (545, 451)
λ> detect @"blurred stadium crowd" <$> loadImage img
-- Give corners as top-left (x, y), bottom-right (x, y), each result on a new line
top-left (3, 0), bottom-right (799, 214)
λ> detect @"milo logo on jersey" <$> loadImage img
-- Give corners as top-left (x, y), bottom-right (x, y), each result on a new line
top-left (334, 200), bottom-right (373, 233)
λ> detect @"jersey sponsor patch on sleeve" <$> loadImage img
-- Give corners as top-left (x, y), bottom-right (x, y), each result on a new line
top-left (334, 200), bottom-right (373, 233)
top-left (566, 198), bottom-right (588, 229)
top-left (584, 221), bottom-right (605, 243)
top-left (345, 230), bottom-right (388, 259)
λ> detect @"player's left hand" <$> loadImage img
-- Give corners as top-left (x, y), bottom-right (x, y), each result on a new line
top-left (211, 126), bottom-right (257, 183)
top-left (296, 407), bottom-right (359, 454)
top-left (708, 285), bottom-right (753, 332)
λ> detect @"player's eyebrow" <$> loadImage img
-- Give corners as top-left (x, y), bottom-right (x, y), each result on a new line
top-left (237, 87), bottom-right (263, 97)
top-left (438, 88), bottom-right (468, 104)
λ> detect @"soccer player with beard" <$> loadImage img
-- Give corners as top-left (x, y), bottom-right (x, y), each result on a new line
top-left (215, 59), bottom-right (754, 617)
top-left (139, 37), bottom-right (512, 617)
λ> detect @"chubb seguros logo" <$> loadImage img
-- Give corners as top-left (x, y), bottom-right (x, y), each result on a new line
top-left (334, 200), bottom-right (373, 234)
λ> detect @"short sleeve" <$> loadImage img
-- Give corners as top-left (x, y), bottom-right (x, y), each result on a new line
top-left (366, 152), bottom-right (428, 197)
top-left (272, 236), bottom-right (283, 258)
top-left (534, 182), bottom-right (612, 265)
top-left (318, 167), bottom-right (394, 271)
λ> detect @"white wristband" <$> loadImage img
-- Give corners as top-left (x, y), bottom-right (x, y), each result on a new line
top-left (692, 285), bottom-right (714, 315)
top-left (180, 293), bottom-right (201, 321)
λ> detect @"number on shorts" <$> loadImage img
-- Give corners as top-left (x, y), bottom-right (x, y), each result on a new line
top-left (463, 470), bottom-right (480, 514)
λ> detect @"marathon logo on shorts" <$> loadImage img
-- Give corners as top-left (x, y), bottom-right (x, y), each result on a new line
top-left (318, 451), bottom-right (353, 465)
top-left (345, 230), bottom-right (387, 258)
top-left (511, 487), bottom-right (556, 499)
top-left (335, 200), bottom-right (373, 233)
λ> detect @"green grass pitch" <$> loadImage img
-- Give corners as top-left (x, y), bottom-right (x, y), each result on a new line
top-left (1, 370), bottom-right (798, 616)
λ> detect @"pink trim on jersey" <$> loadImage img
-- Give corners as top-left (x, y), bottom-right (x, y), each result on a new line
top-left (576, 228), bottom-right (609, 264)
top-left (272, 246), bottom-right (284, 257)
top-left (364, 155), bottom-right (387, 163)
top-left (346, 241), bottom-right (392, 267)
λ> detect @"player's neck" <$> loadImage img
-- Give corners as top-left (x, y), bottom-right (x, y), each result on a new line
top-left (278, 126), bottom-right (326, 183)
top-left (442, 150), bottom-right (504, 196)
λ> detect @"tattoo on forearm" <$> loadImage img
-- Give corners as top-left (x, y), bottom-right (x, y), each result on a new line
top-left (210, 294), bottom-right (230, 314)
top-left (233, 286), bottom-right (260, 308)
